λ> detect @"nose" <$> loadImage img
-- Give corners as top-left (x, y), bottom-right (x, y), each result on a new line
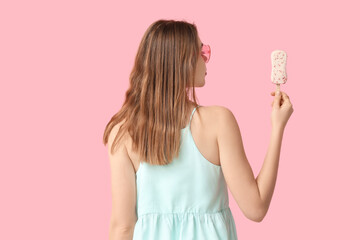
top-left (201, 55), bottom-right (207, 63)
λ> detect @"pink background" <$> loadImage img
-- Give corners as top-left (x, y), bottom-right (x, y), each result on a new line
top-left (1, 0), bottom-right (359, 239)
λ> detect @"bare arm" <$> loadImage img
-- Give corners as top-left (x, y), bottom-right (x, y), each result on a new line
top-left (256, 90), bottom-right (293, 217)
top-left (107, 123), bottom-right (137, 240)
top-left (217, 106), bottom-right (284, 222)
top-left (255, 127), bottom-right (284, 218)
top-left (217, 106), bottom-right (264, 222)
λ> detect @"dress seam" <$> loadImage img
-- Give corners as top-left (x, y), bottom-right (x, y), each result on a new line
top-left (137, 206), bottom-right (231, 218)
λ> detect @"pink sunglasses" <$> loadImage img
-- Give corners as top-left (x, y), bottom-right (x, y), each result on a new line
top-left (201, 43), bottom-right (211, 63)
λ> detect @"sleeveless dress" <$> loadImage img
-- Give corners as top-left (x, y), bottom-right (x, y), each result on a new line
top-left (133, 105), bottom-right (238, 240)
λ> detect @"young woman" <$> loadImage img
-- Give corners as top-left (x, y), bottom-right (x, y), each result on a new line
top-left (103, 19), bottom-right (294, 240)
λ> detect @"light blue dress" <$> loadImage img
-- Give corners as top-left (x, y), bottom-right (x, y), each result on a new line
top-left (133, 105), bottom-right (238, 240)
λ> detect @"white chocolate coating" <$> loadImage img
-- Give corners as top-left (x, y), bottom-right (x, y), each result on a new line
top-left (271, 50), bottom-right (287, 84)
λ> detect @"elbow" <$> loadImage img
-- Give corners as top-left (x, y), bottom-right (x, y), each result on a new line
top-left (253, 205), bottom-right (269, 222)
top-left (252, 213), bottom-right (265, 223)
top-left (109, 222), bottom-right (135, 239)
top-left (250, 211), bottom-right (265, 223)
top-left (248, 205), bottom-right (267, 223)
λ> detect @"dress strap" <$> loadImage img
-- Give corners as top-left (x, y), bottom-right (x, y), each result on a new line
top-left (188, 105), bottom-right (200, 125)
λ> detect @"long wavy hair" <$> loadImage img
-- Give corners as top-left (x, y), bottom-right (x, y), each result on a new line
top-left (102, 19), bottom-right (201, 165)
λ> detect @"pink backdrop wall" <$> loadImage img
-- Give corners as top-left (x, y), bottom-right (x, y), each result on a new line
top-left (1, 0), bottom-right (359, 239)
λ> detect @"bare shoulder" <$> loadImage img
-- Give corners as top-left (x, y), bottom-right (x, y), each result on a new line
top-left (197, 105), bottom-right (236, 133)
top-left (199, 105), bottom-right (234, 118)
top-left (107, 120), bottom-right (131, 155)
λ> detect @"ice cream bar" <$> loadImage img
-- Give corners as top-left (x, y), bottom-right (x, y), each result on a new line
top-left (271, 50), bottom-right (287, 92)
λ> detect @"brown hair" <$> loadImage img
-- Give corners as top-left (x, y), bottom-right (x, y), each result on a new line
top-left (102, 19), bottom-right (201, 165)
